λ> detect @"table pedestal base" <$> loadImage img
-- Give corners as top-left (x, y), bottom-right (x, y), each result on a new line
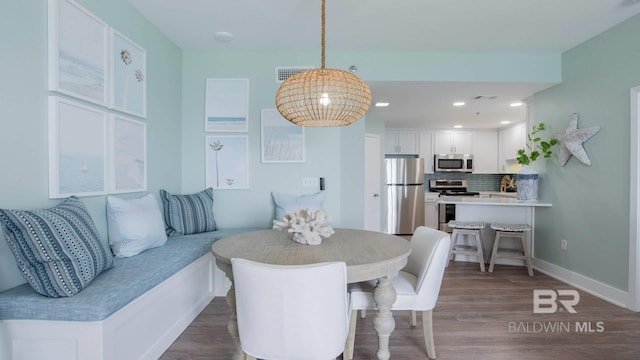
top-left (373, 276), bottom-right (397, 360)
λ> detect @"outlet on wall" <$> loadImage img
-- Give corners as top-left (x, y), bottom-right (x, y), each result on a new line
top-left (561, 239), bottom-right (568, 251)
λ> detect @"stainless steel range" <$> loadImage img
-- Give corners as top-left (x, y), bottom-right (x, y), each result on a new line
top-left (428, 179), bottom-right (479, 233)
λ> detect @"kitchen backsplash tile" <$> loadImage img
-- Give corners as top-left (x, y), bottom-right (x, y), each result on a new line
top-left (425, 173), bottom-right (510, 192)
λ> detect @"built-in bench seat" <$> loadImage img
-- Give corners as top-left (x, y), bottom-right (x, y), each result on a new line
top-left (0, 228), bottom-right (257, 360)
top-left (0, 228), bottom-right (251, 321)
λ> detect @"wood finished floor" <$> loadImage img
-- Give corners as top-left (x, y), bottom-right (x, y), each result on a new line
top-left (160, 262), bottom-right (640, 360)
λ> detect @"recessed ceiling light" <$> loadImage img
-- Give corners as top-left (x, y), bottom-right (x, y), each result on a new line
top-left (375, 102), bottom-right (390, 107)
top-left (214, 31), bottom-right (234, 42)
top-left (510, 102), bottom-right (523, 107)
top-left (453, 125), bottom-right (463, 128)
top-left (453, 102), bottom-right (465, 107)
top-left (501, 121), bottom-right (511, 124)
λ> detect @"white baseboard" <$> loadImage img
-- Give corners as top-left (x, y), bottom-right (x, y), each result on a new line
top-left (532, 258), bottom-right (629, 309)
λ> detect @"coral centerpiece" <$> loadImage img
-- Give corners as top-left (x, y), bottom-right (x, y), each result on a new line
top-left (273, 208), bottom-right (335, 245)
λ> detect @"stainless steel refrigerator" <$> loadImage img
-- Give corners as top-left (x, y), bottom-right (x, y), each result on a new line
top-left (385, 157), bottom-right (425, 235)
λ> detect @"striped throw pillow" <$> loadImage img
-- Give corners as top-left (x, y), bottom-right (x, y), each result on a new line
top-left (159, 188), bottom-right (217, 236)
top-left (0, 197), bottom-right (114, 297)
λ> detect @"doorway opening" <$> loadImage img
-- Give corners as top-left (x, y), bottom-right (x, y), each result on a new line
top-left (629, 85), bottom-right (640, 311)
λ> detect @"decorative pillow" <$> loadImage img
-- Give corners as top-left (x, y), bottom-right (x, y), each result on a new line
top-left (159, 188), bottom-right (217, 236)
top-left (272, 191), bottom-right (327, 221)
top-left (107, 194), bottom-right (168, 258)
top-left (0, 197), bottom-right (113, 298)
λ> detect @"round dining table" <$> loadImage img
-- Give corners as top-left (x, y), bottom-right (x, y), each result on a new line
top-left (211, 228), bottom-right (412, 360)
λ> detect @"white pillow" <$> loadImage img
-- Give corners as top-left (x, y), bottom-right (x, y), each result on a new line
top-left (107, 194), bottom-right (168, 258)
top-left (272, 191), bottom-right (327, 221)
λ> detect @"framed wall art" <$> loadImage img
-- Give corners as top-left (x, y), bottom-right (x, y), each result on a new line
top-left (109, 114), bottom-right (147, 193)
top-left (204, 79), bottom-right (249, 132)
top-left (110, 29), bottom-right (147, 118)
top-left (261, 109), bottom-right (305, 163)
top-left (205, 135), bottom-right (249, 189)
top-left (48, 0), bottom-right (109, 106)
top-left (48, 96), bottom-right (108, 198)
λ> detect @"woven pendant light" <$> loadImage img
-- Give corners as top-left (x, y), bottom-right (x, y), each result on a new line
top-left (275, 0), bottom-right (371, 127)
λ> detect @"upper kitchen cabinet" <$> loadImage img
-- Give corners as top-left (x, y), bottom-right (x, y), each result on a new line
top-left (498, 122), bottom-right (526, 172)
top-left (472, 130), bottom-right (498, 173)
top-left (385, 130), bottom-right (419, 155)
top-left (434, 130), bottom-right (473, 154)
top-left (419, 130), bottom-right (434, 173)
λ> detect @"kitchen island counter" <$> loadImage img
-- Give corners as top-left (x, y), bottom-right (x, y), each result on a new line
top-left (439, 197), bottom-right (552, 207)
top-left (441, 197), bottom-right (551, 269)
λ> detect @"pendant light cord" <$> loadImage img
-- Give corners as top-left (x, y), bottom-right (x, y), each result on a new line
top-left (321, 0), bottom-right (326, 69)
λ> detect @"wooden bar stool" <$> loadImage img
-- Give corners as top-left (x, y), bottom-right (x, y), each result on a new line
top-left (447, 220), bottom-right (486, 272)
top-left (489, 223), bottom-right (534, 276)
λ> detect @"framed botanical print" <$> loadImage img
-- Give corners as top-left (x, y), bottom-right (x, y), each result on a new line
top-left (110, 29), bottom-right (147, 118)
top-left (205, 135), bottom-right (249, 189)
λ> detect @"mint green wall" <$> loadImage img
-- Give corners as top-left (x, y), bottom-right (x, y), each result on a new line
top-left (180, 51), bottom-right (344, 229)
top-left (0, 1), bottom-right (563, 289)
top-left (180, 50), bottom-right (560, 229)
top-left (534, 14), bottom-right (640, 290)
top-left (0, 0), bottom-right (182, 290)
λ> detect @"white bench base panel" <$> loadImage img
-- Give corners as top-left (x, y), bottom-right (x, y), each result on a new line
top-left (0, 252), bottom-right (221, 360)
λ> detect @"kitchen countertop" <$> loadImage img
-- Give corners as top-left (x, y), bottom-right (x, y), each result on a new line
top-left (478, 191), bottom-right (517, 198)
top-left (438, 197), bottom-right (552, 207)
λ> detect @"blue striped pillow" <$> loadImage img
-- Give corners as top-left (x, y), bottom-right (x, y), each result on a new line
top-left (159, 188), bottom-right (217, 236)
top-left (0, 197), bottom-right (114, 297)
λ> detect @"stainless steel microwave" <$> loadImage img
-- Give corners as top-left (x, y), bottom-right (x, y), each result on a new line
top-left (434, 153), bottom-right (474, 173)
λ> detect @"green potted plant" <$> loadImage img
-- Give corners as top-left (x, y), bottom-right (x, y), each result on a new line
top-left (516, 123), bottom-right (557, 165)
top-left (515, 123), bottom-right (557, 201)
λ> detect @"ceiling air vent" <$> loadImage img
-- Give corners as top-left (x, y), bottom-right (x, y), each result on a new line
top-left (276, 66), bottom-right (313, 83)
top-left (472, 95), bottom-right (498, 100)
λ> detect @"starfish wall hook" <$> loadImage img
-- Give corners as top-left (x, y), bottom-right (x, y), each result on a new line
top-left (554, 113), bottom-right (600, 166)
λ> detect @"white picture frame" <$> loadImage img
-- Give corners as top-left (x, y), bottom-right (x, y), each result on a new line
top-left (205, 135), bottom-right (249, 189)
top-left (261, 109), bottom-right (305, 163)
top-left (205, 79), bottom-right (249, 132)
top-left (109, 114), bottom-right (147, 193)
top-left (110, 29), bottom-right (147, 118)
top-left (48, 0), bottom-right (109, 106)
top-left (48, 96), bottom-right (108, 198)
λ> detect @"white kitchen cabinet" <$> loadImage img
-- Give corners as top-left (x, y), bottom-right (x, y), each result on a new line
top-left (424, 192), bottom-right (439, 229)
top-left (419, 130), bottom-right (434, 173)
top-left (434, 130), bottom-right (473, 154)
top-left (425, 202), bottom-right (438, 229)
top-left (472, 130), bottom-right (498, 173)
top-left (498, 123), bottom-right (526, 172)
top-left (385, 130), bottom-right (419, 155)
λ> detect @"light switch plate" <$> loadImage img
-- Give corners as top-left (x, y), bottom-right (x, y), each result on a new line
top-left (302, 177), bottom-right (319, 187)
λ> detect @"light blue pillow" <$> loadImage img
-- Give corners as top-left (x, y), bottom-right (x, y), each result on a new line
top-left (0, 197), bottom-right (113, 298)
top-left (272, 191), bottom-right (327, 221)
top-left (107, 194), bottom-right (168, 258)
top-left (159, 188), bottom-right (217, 236)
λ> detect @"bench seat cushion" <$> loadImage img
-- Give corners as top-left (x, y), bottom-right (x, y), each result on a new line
top-left (0, 228), bottom-right (256, 321)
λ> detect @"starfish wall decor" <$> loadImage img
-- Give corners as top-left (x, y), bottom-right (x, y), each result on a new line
top-left (554, 113), bottom-right (600, 166)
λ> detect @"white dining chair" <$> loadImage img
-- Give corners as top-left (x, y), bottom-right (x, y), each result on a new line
top-left (344, 226), bottom-right (450, 359)
top-left (231, 258), bottom-right (350, 360)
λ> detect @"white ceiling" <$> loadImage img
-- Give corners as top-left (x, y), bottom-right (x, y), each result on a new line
top-left (129, 0), bottom-right (640, 129)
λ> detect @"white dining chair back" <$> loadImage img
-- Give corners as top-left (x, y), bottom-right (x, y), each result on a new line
top-left (404, 226), bottom-right (452, 310)
top-left (231, 258), bottom-right (349, 360)
top-left (344, 226), bottom-right (450, 359)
